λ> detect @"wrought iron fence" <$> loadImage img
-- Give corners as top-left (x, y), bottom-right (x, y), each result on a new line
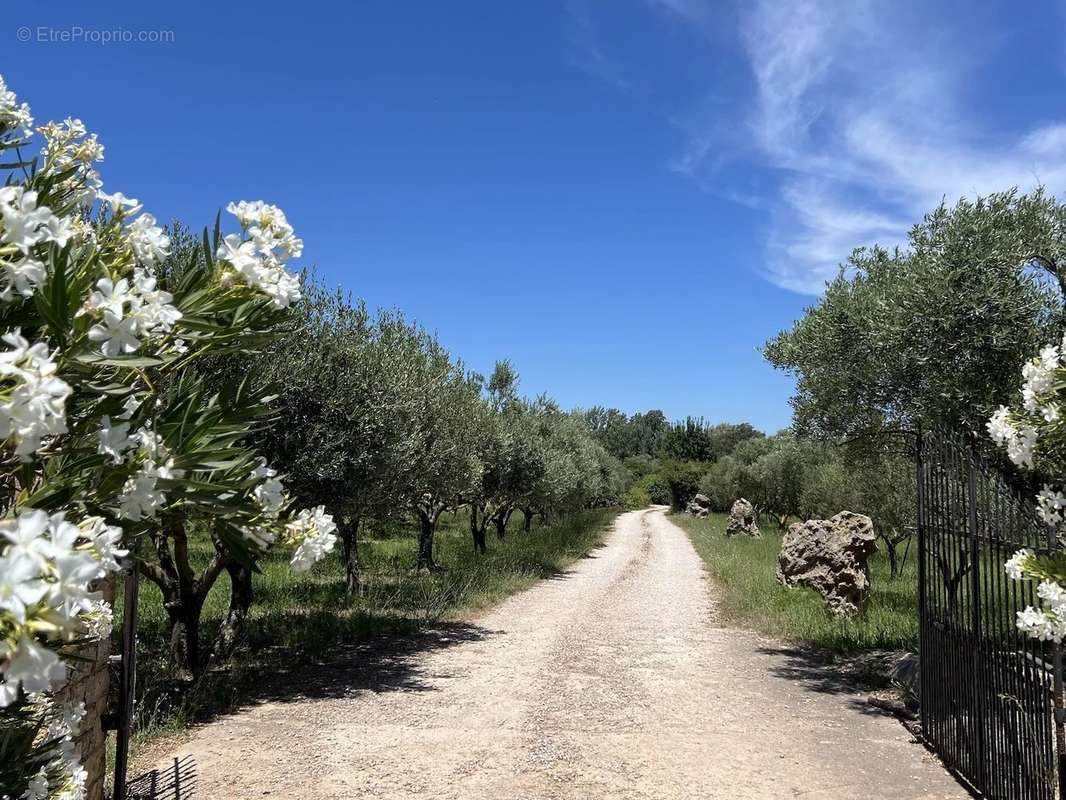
top-left (917, 427), bottom-right (1066, 800)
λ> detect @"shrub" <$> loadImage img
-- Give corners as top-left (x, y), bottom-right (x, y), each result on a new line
top-left (623, 484), bottom-right (651, 510)
top-left (660, 461), bottom-right (704, 511)
top-left (638, 473), bottom-right (671, 505)
top-left (698, 456), bottom-right (739, 511)
top-left (0, 74), bottom-right (336, 798)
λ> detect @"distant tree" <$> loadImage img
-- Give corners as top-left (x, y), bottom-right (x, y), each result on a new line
top-left (848, 452), bottom-right (917, 579)
top-left (798, 456), bottom-right (862, 520)
top-left (706, 423), bottom-right (764, 461)
top-left (584, 406), bottom-right (669, 459)
top-left (622, 453), bottom-right (660, 481)
top-left (664, 416), bottom-right (714, 461)
top-left (740, 435), bottom-right (823, 528)
top-left (660, 460), bottom-right (705, 511)
top-left (698, 456), bottom-right (739, 512)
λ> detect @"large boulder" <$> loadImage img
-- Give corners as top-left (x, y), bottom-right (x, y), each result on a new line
top-left (725, 498), bottom-right (760, 537)
top-left (686, 493), bottom-right (712, 518)
top-left (777, 511), bottom-right (877, 616)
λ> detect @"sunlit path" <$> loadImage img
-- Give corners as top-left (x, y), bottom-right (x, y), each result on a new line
top-left (153, 509), bottom-right (966, 799)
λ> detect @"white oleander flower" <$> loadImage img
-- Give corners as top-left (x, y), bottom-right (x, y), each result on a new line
top-left (1006, 426), bottom-right (1037, 469)
top-left (0, 331), bottom-right (71, 457)
top-left (38, 117), bottom-right (105, 209)
top-left (47, 549), bottom-right (106, 627)
top-left (3, 635), bottom-right (66, 698)
top-left (78, 516), bottom-right (126, 571)
top-left (1022, 355), bottom-right (1057, 406)
top-left (242, 526), bottom-right (277, 549)
top-left (217, 202), bottom-right (303, 309)
top-left (128, 268), bottom-right (182, 334)
top-left (217, 233), bottom-right (259, 272)
top-left (287, 505), bottom-right (338, 572)
top-left (97, 415), bottom-right (134, 464)
top-left (986, 406), bottom-right (1015, 445)
top-left (96, 190), bottom-right (142, 218)
top-left (1038, 485), bottom-right (1066, 525)
top-left (125, 213), bottom-right (171, 267)
top-left (118, 394), bottom-right (140, 420)
top-left (1037, 580), bottom-right (1066, 609)
top-left (0, 75), bottom-right (34, 138)
top-left (0, 509), bottom-right (57, 572)
top-left (117, 463), bottom-right (166, 521)
top-left (1005, 548), bottom-right (1031, 581)
top-left (0, 254), bottom-right (46, 301)
top-left (1017, 606), bottom-right (1056, 641)
top-left (85, 597), bottom-right (114, 638)
top-left (88, 311), bottom-right (140, 357)
top-left (0, 187), bottom-right (70, 254)
top-left (252, 460), bottom-right (286, 517)
top-left (0, 552), bottom-right (47, 624)
top-left (86, 277), bottom-right (135, 317)
top-left (22, 767), bottom-right (49, 800)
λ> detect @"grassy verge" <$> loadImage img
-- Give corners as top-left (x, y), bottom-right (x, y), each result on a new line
top-left (671, 512), bottom-right (917, 654)
top-left (122, 508), bottom-right (615, 751)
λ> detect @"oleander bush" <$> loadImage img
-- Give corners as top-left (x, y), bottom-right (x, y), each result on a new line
top-left (0, 74), bottom-right (336, 799)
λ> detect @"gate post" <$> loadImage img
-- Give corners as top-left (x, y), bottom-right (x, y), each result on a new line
top-left (110, 555), bottom-right (140, 800)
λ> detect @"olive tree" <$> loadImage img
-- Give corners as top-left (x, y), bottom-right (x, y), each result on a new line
top-left (250, 295), bottom-right (434, 593)
top-left (405, 345), bottom-right (483, 570)
top-left (465, 363), bottom-right (534, 550)
top-left (764, 189), bottom-right (1064, 447)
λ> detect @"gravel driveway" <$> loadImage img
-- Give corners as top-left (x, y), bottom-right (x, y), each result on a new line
top-left (150, 508), bottom-right (968, 799)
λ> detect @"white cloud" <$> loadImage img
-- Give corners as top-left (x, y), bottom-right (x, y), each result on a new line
top-left (565, 2), bottom-right (633, 93)
top-left (666, 0), bottom-right (1066, 294)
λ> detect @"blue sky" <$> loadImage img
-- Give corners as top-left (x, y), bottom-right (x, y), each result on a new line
top-left (7, 1), bottom-right (1066, 433)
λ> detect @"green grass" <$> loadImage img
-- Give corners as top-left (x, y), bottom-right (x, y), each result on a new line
top-left (672, 512), bottom-right (918, 654)
top-left (121, 508), bottom-right (615, 749)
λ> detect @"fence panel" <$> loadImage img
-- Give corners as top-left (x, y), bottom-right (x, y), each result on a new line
top-left (917, 428), bottom-right (1062, 800)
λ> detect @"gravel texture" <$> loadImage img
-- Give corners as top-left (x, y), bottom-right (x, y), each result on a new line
top-left (149, 508), bottom-right (968, 799)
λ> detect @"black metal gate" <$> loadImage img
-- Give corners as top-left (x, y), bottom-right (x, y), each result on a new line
top-left (917, 428), bottom-right (1066, 800)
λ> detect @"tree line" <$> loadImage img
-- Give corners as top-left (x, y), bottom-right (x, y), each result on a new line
top-left (151, 229), bottom-right (627, 675)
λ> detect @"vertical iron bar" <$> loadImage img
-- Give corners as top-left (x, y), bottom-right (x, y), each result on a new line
top-left (917, 425), bottom-right (928, 738)
top-left (968, 438), bottom-right (987, 793)
top-left (1050, 519), bottom-right (1066, 800)
top-left (112, 557), bottom-right (139, 800)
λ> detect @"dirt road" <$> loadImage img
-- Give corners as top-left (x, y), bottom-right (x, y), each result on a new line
top-left (151, 508), bottom-right (967, 799)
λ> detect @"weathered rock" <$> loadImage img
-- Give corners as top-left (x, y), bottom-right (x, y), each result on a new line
top-left (776, 511), bottom-right (877, 616)
top-left (725, 498), bottom-right (760, 537)
top-left (686, 493), bottom-right (711, 517)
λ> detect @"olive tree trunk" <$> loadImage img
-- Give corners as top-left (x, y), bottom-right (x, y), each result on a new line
top-left (210, 562), bottom-right (253, 666)
top-left (339, 515), bottom-right (362, 594)
top-left (416, 507), bottom-right (443, 571)
top-left (140, 522), bottom-right (235, 678)
top-left (469, 505), bottom-right (487, 555)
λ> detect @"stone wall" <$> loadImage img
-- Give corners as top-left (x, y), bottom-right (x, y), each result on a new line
top-left (54, 578), bottom-right (113, 800)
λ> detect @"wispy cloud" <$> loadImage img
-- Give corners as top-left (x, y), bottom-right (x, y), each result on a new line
top-left (659, 0), bottom-right (1066, 293)
top-left (565, 2), bottom-right (633, 93)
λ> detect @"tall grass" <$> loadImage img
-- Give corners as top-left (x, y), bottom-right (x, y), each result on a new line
top-left (123, 508), bottom-right (614, 746)
top-left (673, 512), bottom-right (917, 654)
